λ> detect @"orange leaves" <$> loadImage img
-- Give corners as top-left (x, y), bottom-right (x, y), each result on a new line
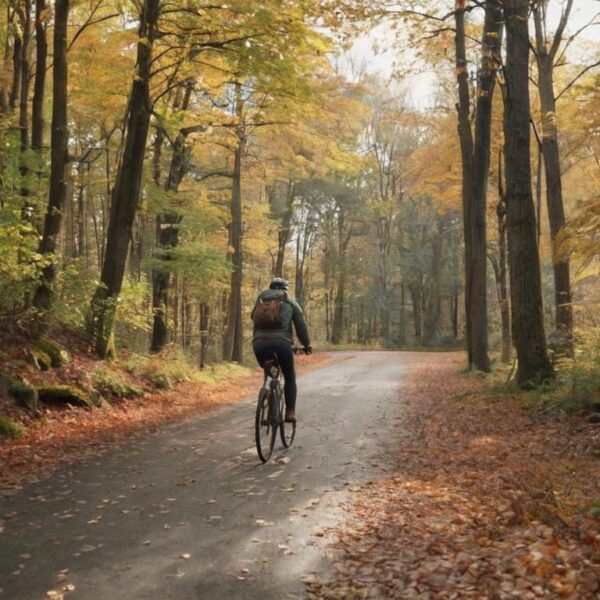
top-left (308, 354), bottom-right (600, 599)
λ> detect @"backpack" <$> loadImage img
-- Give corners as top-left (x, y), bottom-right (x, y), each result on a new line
top-left (252, 292), bottom-right (285, 329)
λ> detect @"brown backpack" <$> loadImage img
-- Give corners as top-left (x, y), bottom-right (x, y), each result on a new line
top-left (252, 296), bottom-right (284, 329)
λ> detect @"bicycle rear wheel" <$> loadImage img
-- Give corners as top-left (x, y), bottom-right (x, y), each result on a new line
top-left (279, 386), bottom-right (296, 448)
top-left (255, 388), bottom-right (276, 463)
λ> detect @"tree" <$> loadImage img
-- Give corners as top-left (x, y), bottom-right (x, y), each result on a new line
top-left (89, 0), bottom-right (160, 358)
top-left (455, 0), bottom-right (502, 373)
top-left (32, 0), bottom-right (69, 310)
top-left (532, 0), bottom-right (574, 356)
top-left (502, 0), bottom-right (554, 387)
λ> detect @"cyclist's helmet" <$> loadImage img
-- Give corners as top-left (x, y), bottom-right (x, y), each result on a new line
top-left (269, 277), bottom-right (289, 291)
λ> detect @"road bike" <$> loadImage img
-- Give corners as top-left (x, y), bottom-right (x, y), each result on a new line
top-left (255, 348), bottom-right (307, 463)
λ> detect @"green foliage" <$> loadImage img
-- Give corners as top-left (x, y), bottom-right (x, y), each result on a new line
top-left (125, 348), bottom-right (193, 390)
top-left (9, 379), bottom-right (39, 411)
top-left (53, 260), bottom-right (100, 328)
top-left (0, 416), bottom-right (23, 438)
top-left (33, 338), bottom-right (70, 368)
top-left (125, 349), bottom-right (250, 390)
top-left (92, 366), bottom-right (144, 399)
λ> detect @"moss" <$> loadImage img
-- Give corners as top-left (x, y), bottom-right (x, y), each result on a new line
top-left (9, 379), bottom-right (39, 411)
top-left (88, 289), bottom-right (118, 360)
top-left (0, 416), bottom-right (23, 438)
top-left (29, 347), bottom-right (52, 371)
top-left (148, 372), bottom-right (171, 390)
top-left (38, 385), bottom-right (95, 408)
top-left (33, 337), bottom-right (70, 367)
top-left (92, 367), bottom-right (144, 399)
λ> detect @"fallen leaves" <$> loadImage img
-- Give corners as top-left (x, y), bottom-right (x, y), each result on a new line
top-left (307, 354), bottom-right (600, 599)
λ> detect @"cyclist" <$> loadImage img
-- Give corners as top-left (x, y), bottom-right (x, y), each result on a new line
top-left (251, 277), bottom-right (312, 423)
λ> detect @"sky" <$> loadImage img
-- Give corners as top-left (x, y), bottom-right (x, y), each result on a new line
top-left (347, 0), bottom-right (600, 104)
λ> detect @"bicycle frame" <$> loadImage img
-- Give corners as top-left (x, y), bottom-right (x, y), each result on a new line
top-left (262, 356), bottom-right (282, 426)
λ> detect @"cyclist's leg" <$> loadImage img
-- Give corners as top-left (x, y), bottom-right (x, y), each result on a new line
top-left (273, 342), bottom-right (296, 411)
top-left (253, 338), bottom-right (273, 367)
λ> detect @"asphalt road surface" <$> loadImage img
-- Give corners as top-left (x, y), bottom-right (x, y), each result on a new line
top-left (0, 351), bottom-right (408, 600)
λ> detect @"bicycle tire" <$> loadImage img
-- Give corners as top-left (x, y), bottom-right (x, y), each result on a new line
top-left (279, 384), bottom-right (296, 448)
top-left (255, 388), bottom-right (275, 463)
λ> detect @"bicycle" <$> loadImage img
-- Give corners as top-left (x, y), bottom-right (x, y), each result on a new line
top-left (255, 348), bottom-right (307, 463)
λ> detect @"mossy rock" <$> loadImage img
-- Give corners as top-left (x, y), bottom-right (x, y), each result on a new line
top-left (9, 379), bottom-right (39, 412)
top-left (28, 347), bottom-right (52, 371)
top-left (33, 338), bottom-right (70, 368)
top-left (92, 368), bottom-right (144, 399)
top-left (0, 416), bottom-right (23, 438)
top-left (38, 385), bottom-right (94, 409)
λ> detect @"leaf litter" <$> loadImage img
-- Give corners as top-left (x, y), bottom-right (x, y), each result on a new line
top-left (306, 353), bottom-right (600, 599)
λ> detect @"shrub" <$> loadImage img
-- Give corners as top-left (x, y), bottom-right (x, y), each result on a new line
top-left (0, 416), bottom-right (23, 438)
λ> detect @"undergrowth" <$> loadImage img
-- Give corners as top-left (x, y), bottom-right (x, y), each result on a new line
top-left (475, 335), bottom-right (600, 417)
top-left (124, 347), bottom-right (250, 390)
top-left (0, 415), bottom-right (23, 438)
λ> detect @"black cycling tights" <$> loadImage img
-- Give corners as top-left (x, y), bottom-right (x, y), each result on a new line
top-left (253, 339), bottom-right (297, 410)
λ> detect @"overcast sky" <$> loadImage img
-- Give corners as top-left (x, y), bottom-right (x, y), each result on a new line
top-left (347, 0), bottom-right (600, 104)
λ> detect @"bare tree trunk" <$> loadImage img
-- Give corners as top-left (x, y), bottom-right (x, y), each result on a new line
top-left (18, 0), bottom-right (32, 199)
top-left (503, 0), bottom-right (554, 387)
top-left (31, 0), bottom-right (47, 152)
top-left (32, 0), bottom-right (69, 310)
top-left (410, 284), bottom-right (423, 341)
top-left (223, 87), bottom-right (245, 363)
top-left (0, 4), bottom-right (13, 113)
top-left (455, 2), bottom-right (474, 363)
top-left (151, 123), bottom-right (190, 352)
top-left (533, 1), bottom-right (573, 356)
top-left (424, 218), bottom-right (444, 344)
top-left (89, 0), bottom-right (160, 358)
top-left (469, 0), bottom-right (502, 370)
top-left (271, 180), bottom-right (294, 278)
top-left (9, 28), bottom-right (21, 110)
top-left (199, 302), bottom-right (209, 368)
top-left (496, 151), bottom-right (511, 363)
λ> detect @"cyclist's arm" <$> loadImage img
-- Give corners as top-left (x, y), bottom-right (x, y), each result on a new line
top-left (290, 300), bottom-right (311, 348)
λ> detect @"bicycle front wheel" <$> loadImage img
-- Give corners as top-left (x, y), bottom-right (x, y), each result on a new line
top-left (279, 386), bottom-right (296, 448)
top-left (255, 388), bottom-right (276, 463)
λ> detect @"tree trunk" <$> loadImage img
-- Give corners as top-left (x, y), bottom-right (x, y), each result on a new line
top-left (503, 0), bottom-right (554, 387)
top-left (31, 0), bottom-right (47, 152)
top-left (151, 125), bottom-right (190, 353)
top-left (331, 268), bottom-right (346, 345)
top-left (89, 0), bottom-right (160, 358)
top-left (0, 4), bottom-right (13, 113)
top-left (32, 0), bottom-right (69, 310)
top-left (424, 219), bottom-right (444, 344)
top-left (497, 201), bottom-right (511, 363)
top-left (533, 5), bottom-right (573, 356)
top-left (271, 180), bottom-right (294, 278)
top-left (223, 91), bottom-right (245, 363)
top-left (469, 0), bottom-right (502, 371)
top-left (454, 2), bottom-right (474, 364)
top-left (18, 0), bottom-right (31, 199)
top-left (199, 302), bottom-right (209, 368)
top-left (9, 30), bottom-right (21, 110)
top-left (410, 284), bottom-right (423, 341)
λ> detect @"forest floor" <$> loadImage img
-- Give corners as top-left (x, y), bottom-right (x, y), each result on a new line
top-left (0, 338), bottom-right (329, 495)
top-left (306, 354), bottom-right (600, 599)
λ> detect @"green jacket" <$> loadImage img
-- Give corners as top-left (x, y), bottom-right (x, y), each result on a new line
top-left (251, 289), bottom-right (311, 346)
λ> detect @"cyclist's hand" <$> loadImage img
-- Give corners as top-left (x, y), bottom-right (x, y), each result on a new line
top-left (304, 345), bottom-right (312, 355)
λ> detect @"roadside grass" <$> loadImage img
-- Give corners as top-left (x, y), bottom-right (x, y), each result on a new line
top-left (457, 345), bottom-right (600, 419)
top-left (124, 348), bottom-right (251, 390)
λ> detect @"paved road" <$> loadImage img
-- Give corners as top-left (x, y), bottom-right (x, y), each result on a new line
top-left (0, 352), bottom-right (408, 600)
